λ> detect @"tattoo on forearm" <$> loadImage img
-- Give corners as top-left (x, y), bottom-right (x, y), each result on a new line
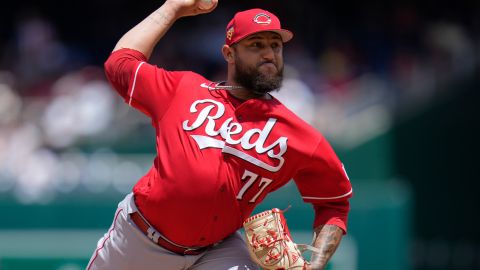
top-left (150, 10), bottom-right (174, 26)
top-left (310, 225), bottom-right (343, 269)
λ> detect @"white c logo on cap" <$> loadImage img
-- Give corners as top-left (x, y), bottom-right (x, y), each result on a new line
top-left (253, 13), bottom-right (272, 25)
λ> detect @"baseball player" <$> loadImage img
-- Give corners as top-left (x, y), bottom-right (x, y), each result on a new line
top-left (87, 0), bottom-right (352, 269)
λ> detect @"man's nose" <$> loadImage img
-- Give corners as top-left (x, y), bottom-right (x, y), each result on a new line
top-left (261, 47), bottom-right (275, 61)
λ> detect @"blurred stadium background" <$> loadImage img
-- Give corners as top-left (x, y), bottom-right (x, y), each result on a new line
top-left (0, 0), bottom-right (479, 269)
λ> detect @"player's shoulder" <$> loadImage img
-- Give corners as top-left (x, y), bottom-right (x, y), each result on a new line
top-left (272, 97), bottom-right (322, 137)
top-left (173, 71), bottom-right (224, 97)
top-left (189, 72), bottom-right (214, 89)
top-left (173, 71), bottom-right (212, 87)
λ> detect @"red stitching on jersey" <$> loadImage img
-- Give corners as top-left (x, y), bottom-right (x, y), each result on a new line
top-left (86, 208), bottom-right (123, 270)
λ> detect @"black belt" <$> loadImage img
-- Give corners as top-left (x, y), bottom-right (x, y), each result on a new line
top-left (130, 212), bottom-right (211, 255)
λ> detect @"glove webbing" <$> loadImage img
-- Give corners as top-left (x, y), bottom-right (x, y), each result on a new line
top-left (254, 209), bottom-right (321, 269)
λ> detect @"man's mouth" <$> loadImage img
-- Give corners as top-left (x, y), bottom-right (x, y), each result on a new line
top-left (258, 62), bottom-right (277, 70)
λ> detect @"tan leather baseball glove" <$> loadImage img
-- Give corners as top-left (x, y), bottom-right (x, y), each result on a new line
top-left (243, 208), bottom-right (319, 270)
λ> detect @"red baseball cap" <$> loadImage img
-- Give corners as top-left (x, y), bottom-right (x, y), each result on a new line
top-left (225, 9), bottom-right (294, 46)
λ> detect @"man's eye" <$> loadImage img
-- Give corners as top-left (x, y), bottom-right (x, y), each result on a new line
top-left (272, 43), bottom-right (281, 49)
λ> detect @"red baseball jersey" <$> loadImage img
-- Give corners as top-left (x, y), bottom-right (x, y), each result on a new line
top-left (104, 48), bottom-right (352, 247)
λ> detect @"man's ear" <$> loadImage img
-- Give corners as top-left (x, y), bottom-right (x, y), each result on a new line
top-left (222, 45), bottom-right (235, 64)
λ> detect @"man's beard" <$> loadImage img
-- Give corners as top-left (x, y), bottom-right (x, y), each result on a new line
top-left (233, 56), bottom-right (284, 95)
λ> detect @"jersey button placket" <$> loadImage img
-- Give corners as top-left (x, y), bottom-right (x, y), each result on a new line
top-left (235, 100), bottom-right (253, 121)
top-left (215, 184), bottom-right (225, 222)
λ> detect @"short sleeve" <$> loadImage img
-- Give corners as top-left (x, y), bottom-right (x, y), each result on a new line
top-left (104, 48), bottom-right (186, 119)
top-left (294, 137), bottom-right (352, 233)
top-left (294, 137), bottom-right (352, 203)
top-left (312, 200), bottom-right (350, 234)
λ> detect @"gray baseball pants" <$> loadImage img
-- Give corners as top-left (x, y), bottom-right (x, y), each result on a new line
top-left (86, 193), bottom-right (259, 270)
